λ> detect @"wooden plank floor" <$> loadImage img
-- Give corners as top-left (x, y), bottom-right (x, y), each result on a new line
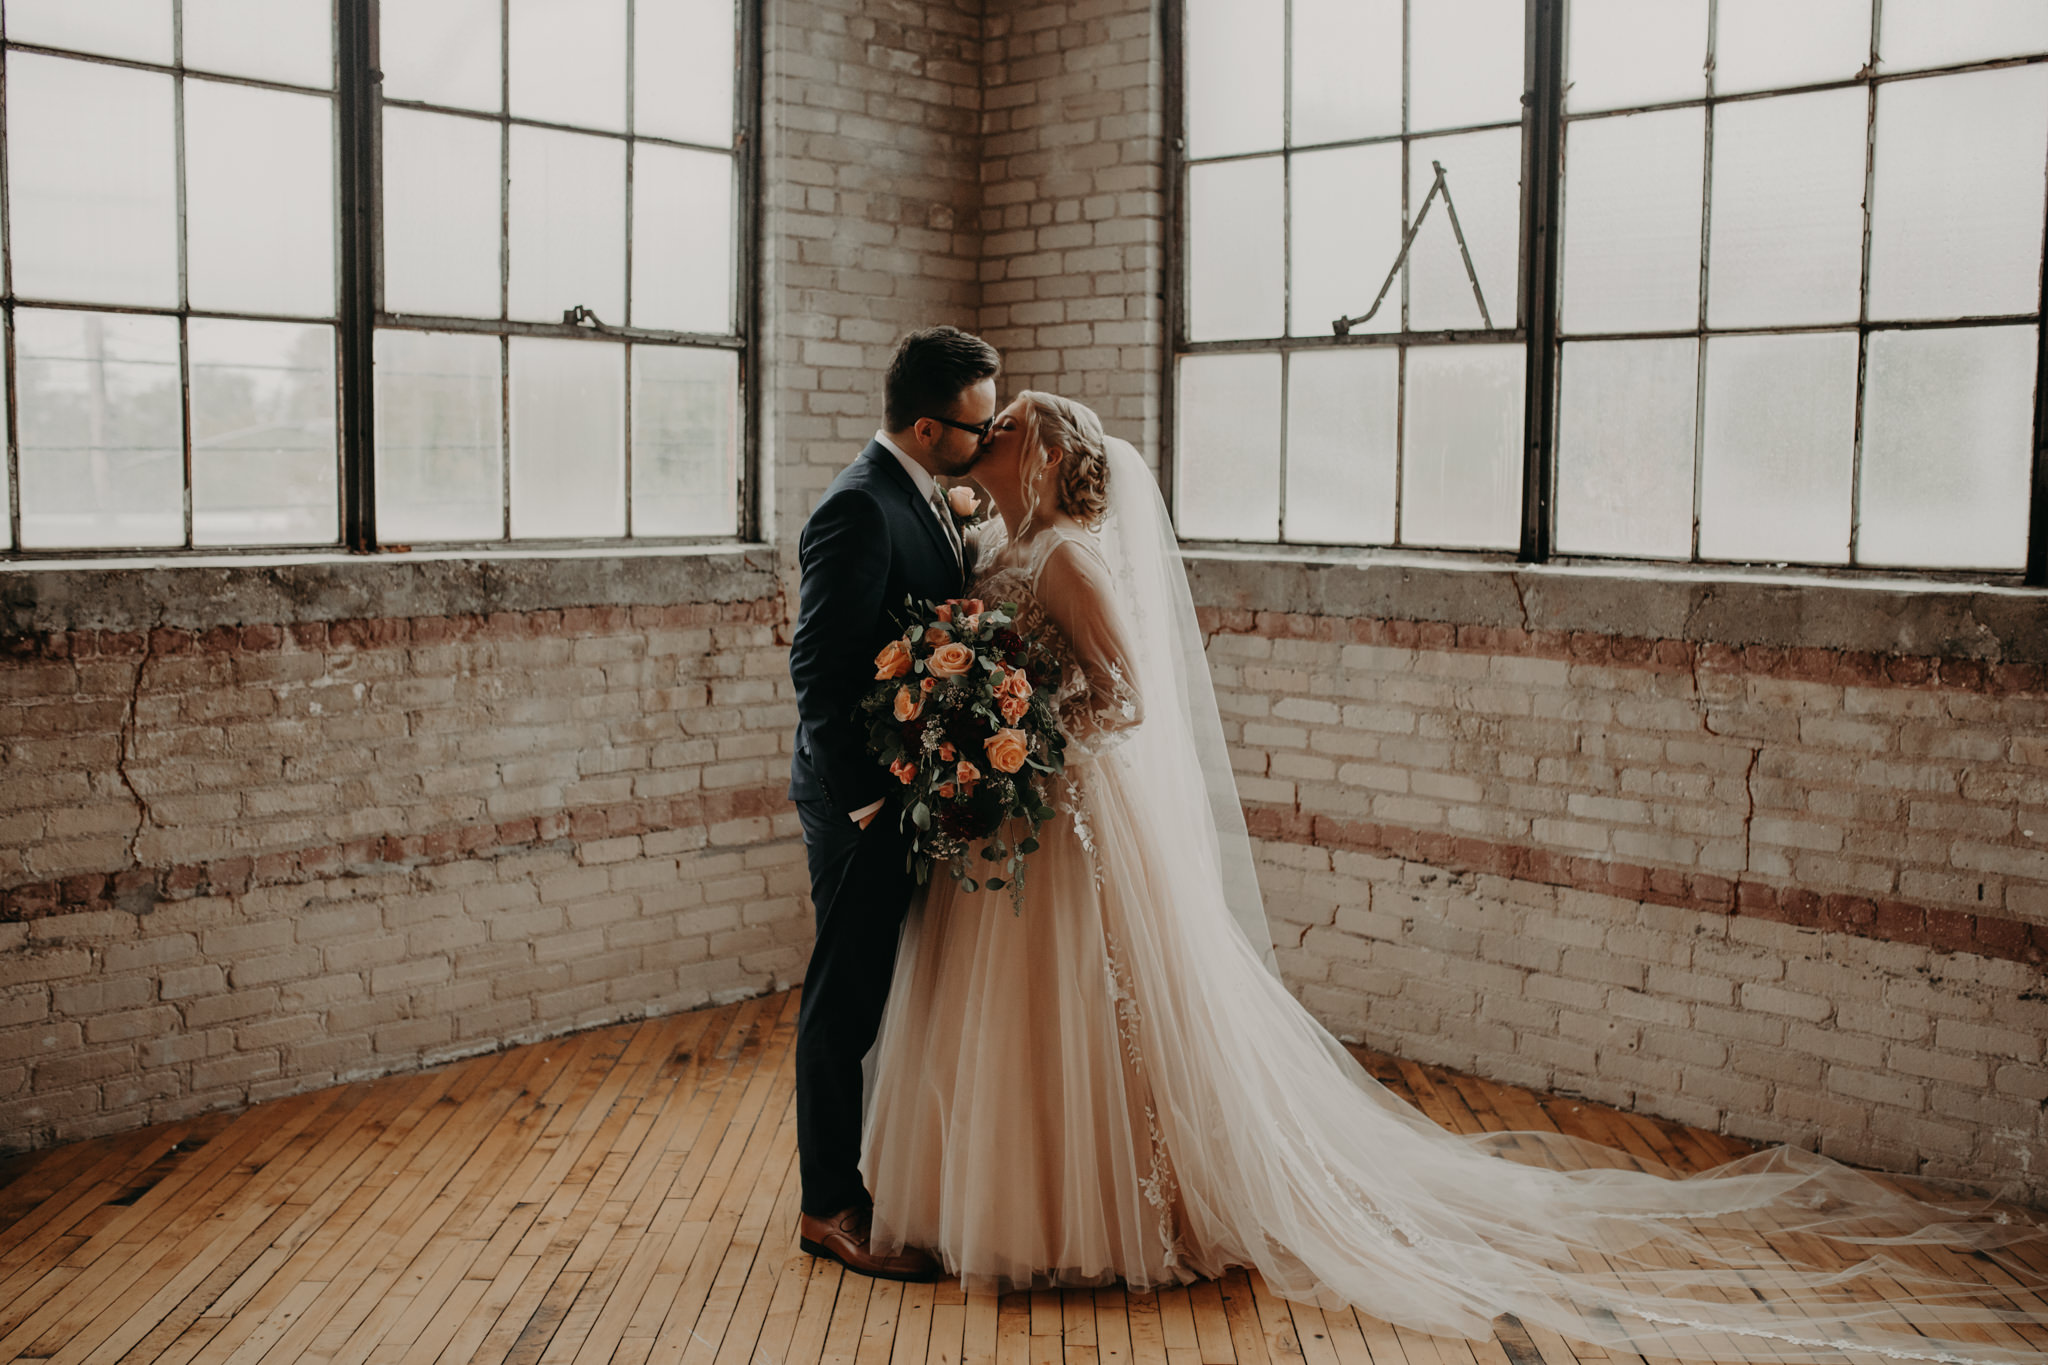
top-left (0, 988), bottom-right (2040, 1365)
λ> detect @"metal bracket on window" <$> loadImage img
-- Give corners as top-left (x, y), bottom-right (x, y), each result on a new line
top-left (1333, 160), bottom-right (1493, 335)
top-left (563, 305), bottom-right (608, 329)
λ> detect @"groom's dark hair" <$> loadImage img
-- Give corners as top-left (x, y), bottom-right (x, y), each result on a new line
top-left (884, 326), bottom-right (1001, 431)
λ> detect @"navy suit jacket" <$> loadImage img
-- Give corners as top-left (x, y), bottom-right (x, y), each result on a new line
top-left (788, 441), bottom-right (966, 813)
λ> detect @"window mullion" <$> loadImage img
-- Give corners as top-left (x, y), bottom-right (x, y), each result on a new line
top-left (1516, 0), bottom-right (1565, 563)
top-left (2029, 148), bottom-right (2048, 586)
top-left (336, 0), bottom-right (376, 551)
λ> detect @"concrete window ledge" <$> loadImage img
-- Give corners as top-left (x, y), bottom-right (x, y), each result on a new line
top-left (1, 545), bottom-right (784, 640)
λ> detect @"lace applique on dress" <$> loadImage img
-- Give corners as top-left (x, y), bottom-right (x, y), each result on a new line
top-left (1104, 931), bottom-right (1183, 1268)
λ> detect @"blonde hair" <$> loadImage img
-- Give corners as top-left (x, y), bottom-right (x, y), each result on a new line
top-left (1016, 391), bottom-right (1111, 530)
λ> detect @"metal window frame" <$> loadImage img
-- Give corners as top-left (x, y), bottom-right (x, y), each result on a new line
top-left (1167, 0), bottom-right (2048, 586)
top-left (0, 0), bottom-right (762, 560)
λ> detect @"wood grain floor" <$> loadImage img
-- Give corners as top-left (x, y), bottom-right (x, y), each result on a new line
top-left (0, 988), bottom-right (2040, 1365)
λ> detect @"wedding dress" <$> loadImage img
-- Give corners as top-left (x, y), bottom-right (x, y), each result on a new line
top-left (859, 437), bottom-right (2047, 1363)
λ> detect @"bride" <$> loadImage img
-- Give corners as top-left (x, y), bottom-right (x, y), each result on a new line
top-left (856, 392), bottom-right (2047, 1363)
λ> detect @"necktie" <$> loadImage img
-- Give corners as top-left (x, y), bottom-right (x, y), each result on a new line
top-left (930, 491), bottom-right (963, 572)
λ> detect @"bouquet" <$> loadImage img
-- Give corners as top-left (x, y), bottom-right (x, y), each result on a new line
top-left (860, 595), bottom-right (1067, 907)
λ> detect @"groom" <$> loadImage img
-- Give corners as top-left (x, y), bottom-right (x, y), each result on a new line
top-left (787, 326), bottom-right (1000, 1280)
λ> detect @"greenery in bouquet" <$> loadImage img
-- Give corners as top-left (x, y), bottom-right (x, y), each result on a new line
top-left (860, 595), bottom-right (1068, 909)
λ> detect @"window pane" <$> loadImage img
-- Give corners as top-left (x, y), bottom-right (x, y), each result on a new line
top-left (1407, 127), bottom-right (1521, 332)
top-left (1410, 0), bottom-right (1524, 134)
top-left (185, 81), bottom-right (336, 317)
top-left (183, 0), bottom-right (332, 88)
top-left (636, 0), bottom-right (736, 146)
top-left (1859, 326), bottom-right (2032, 569)
top-left (15, 310), bottom-right (183, 549)
top-left (1185, 0), bottom-right (1281, 158)
top-left (375, 330), bottom-right (504, 543)
top-left (1714, 0), bottom-right (1869, 97)
top-left (1555, 339), bottom-right (1698, 559)
top-left (383, 109), bottom-right (502, 318)
top-left (1699, 332), bottom-right (1856, 563)
top-left (633, 347), bottom-right (738, 536)
top-left (1706, 88), bottom-right (1866, 328)
top-left (4, 0), bottom-right (171, 64)
top-left (1291, 143), bottom-right (1402, 338)
top-left (1176, 353), bottom-right (1280, 540)
top-left (1291, 0), bottom-right (1400, 145)
top-left (1561, 107), bottom-right (1703, 334)
top-left (1187, 158), bottom-right (1283, 341)
top-left (1283, 348), bottom-right (1397, 545)
top-left (1565, 0), bottom-right (1706, 113)
top-left (509, 0), bottom-right (626, 132)
top-left (1879, 0), bottom-right (2048, 74)
top-left (508, 127), bottom-right (626, 325)
top-left (1400, 344), bottom-right (1523, 549)
top-left (632, 146), bottom-right (734, 333)
top-left (381, 0), bottom-right (502, 112)
top-left (509, 338), bottom-right (624, 537)
top-left (188, 319), bottom-right (337, 547)
top-left (6, 55), bottom-right (177, 307)
top-left (1868, 66), bottom-right (2048, 322)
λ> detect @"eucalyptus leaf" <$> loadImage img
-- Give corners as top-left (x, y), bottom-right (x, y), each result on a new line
top-left (1019, 837), bottom-right (1039, 854)
top-left (986, 877), bottom-right (1005, 890)
top-left (911, 802), bottom-right (931, 831)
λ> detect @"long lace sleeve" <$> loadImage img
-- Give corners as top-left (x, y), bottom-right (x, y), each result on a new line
top-left (1035, 537), bottom-right (1143, 758)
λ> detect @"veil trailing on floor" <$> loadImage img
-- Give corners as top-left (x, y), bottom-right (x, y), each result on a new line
top-left (1077, 435), bottom-right (2048, 1364)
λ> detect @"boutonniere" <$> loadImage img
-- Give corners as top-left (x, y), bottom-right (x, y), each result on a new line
top-left (945, 484), bottom-right (987, 526)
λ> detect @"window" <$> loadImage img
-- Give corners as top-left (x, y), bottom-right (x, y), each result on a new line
top-left (0, 0), bottom-right (755, 556)
top-left (1170, 0), bottom-right (2048, 580)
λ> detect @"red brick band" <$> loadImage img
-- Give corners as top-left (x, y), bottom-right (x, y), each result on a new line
top-left (1245, 802), bottom-right (2046, 968)
top-left (1, 781), bottom-right (797, 924)
top-left (1195, 607), bottom-right (2046, 698)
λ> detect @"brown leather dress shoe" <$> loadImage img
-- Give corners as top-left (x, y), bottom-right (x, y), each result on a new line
top-left (798, 1206), bottom-right (942, 1282)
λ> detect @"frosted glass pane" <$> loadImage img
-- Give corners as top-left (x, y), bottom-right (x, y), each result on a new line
top-left (637, 0), bottom-right (736, 145)
top-left (509, 0), bottom-right (625, 132)
top-left (1186, 0), bottom-right (1282, 158)
top-left (0, 365), bottom-right (9, 547)
top-left (1561, 108), bottom-right (1704, 334)
top-left (1555, 339), bottom-right (1698, 559)
top-left (185, 82), bottom-right (336, 317)
top-left (631, 146), bottom-right (733, 333)
top-left (633, 347), bottom-right (738, 536)
top-left (1176, 353), bottom-right (1280, 540)
top-left (383, 109), bottom-right (502, 318)
top-left (1699, 333), bottom-right (1856, 563)
top-left (1291, 143), bottom-right (1402, 338)
top-left (15, 310), bottom-right (183, 549)
top-left (1292, 0), bottom-right (1400, 145)
top-left (1565, 0), bottom-right (1706, 113)
top-left (1715, 0), bottom-right (1869, 96)
top-left (183, 0), bottom-right (331, 88)
top-left (1868, 66), bottom-right (2048, 321)
top-left (509, 128), bottom-right (626, 324)
top-left (509, 338), bottom-right (624, 537)
top-left (375, 330), bottom-right (504, 543)
top-left (1859, 327), bottom-right (2032, 569)
top-left (189, 320), bottom-right (337, 547)
top-left (6, 55), bottom-right (177, 307)
top-left (1400, 345), bottom-right (1523, 549)
top-left (1407, 128), bottom-right (1521, 332)
top-left (1707, 89), bottom-right (1866, 328)
top-left (1880, 0), bottom-right (2048, 73)
top-left (4, 0), bottom-right (170, 63)
top-left (381, 0), bottom-right (502, 112)
top-left (1411, 0), bottom-right (1524, 134)
top-left (1284, 348), bottom-right (1397, 545)
top-left (1188, 158), bottom-right (1283, 341)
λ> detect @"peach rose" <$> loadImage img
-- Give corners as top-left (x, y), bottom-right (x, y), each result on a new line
top-left (893, 685), bottom-right (923, 722)
top-left (999, 693), bottom-right (1029, 723)
top-left (889, 756), bottom-right (917, 785)
top-left (924, 625), bottom-right (951, 646)
top-left (947, 485), bottom-right (980, 518)
top-left (938, 782), bottom-right (956, 799)
top-left (934, 603), bottom-right (952, 624)
top-left (954, 598), bottom-right (984, 618)
top-left (874, 638), bottom-right (912, 680)
top-left (983, 729), bottom-right (1028, 774)
top-left (955, 759), bottom-right (982, 791)
top-left (937, 741), bottom-right (957, 762)
top-left (927, 641), bottom-right (975, 678)
top-left (921, 677), bottom-right (936, 692)
top-left (998, 666), bottom-right (1032, 699)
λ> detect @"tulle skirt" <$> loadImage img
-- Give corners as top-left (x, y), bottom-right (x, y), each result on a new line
top-left (861, 749), bottom-right (2048, 1363)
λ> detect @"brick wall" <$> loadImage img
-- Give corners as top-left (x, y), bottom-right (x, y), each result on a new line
top-left (1191, 556), bottom-right (2048, 1203)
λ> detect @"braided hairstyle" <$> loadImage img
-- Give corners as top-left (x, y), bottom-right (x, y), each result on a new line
top-left (1017, 391), bottom-right (1111, 530)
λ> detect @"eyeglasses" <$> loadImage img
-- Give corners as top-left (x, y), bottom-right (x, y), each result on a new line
top-left (927, 414), bottom-right (994, 441)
